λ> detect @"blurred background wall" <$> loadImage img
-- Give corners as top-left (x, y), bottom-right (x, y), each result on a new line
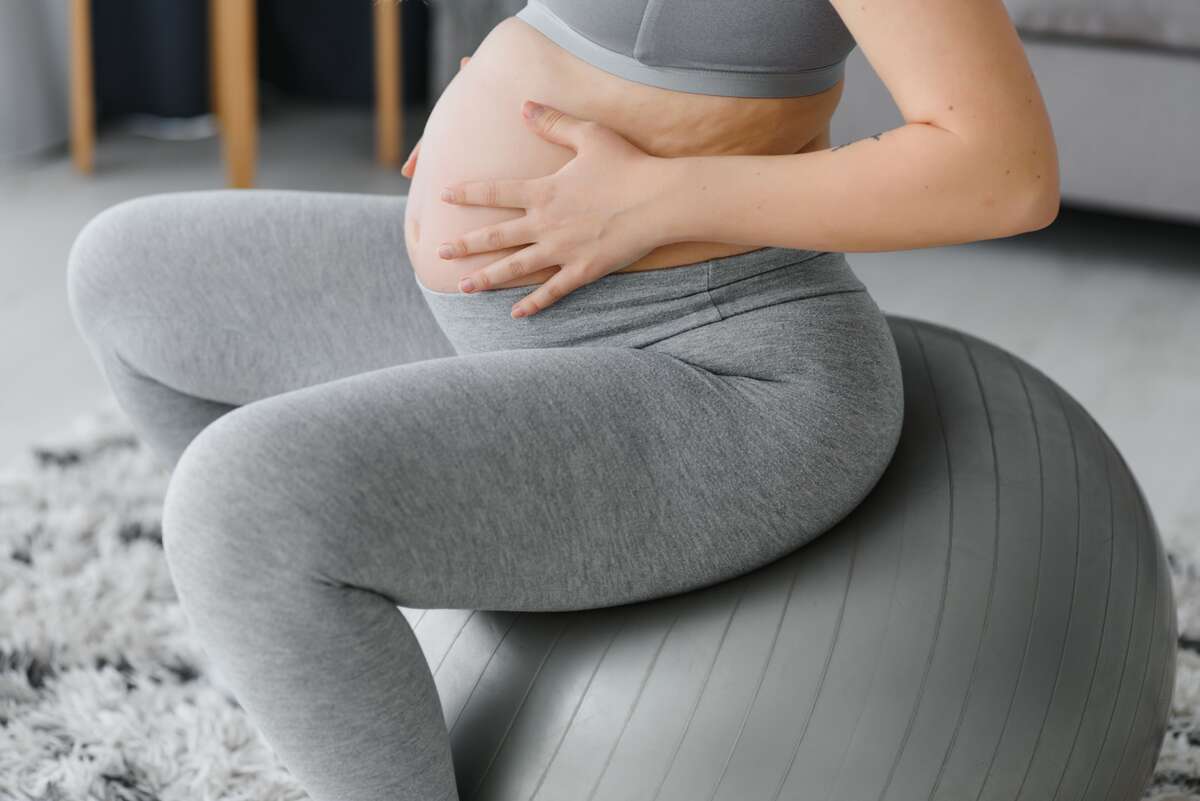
top-left (0, 0), bottom-right (70, 160)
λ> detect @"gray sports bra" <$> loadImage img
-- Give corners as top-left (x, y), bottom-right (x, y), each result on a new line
top-left (513, 0), bottom-right (856, 98)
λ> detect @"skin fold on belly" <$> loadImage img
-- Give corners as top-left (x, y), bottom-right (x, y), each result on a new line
top-left (405, 16), bottom-right (843, 293)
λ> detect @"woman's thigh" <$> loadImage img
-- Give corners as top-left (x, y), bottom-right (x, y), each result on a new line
top-left (162, 340), bottom-right (868, 614)
top-left (67, 188), bottom-right (454, 405)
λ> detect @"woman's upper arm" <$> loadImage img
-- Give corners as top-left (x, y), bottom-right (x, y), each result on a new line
top-left (827, 0), bottom-right (1060, 210)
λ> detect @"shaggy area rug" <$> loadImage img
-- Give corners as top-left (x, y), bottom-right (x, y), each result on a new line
top-left (2, 399), bottom-right (1199, 800)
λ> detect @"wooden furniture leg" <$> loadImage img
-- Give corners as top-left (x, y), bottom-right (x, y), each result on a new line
top-left (212, 0), bottom-right (257, 188)
top-left (374, 0), bottom-right (403, 167)
top-left (69, 0), bottom-right (95, 174)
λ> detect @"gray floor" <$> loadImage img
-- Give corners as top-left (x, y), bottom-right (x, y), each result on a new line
top-left (2, 95), bottom-right (1197, 555)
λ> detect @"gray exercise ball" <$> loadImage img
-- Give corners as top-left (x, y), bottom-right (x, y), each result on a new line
top-left (397, 315), bottom-right (1176, 801)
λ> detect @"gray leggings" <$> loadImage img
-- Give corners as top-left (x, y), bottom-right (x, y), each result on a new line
top-left (66, 189), bottom-right (904, 801)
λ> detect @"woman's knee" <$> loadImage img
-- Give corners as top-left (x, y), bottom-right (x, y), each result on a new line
top-left (160, 400), bottom-right (371, 614)
top-left (162, 406), bottom-right (310, 611)
top-left (67, 193), bottom-right (188, 342)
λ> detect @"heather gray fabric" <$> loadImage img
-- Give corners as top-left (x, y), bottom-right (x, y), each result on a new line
top-left (66, 188), bottom-right (903, 801)
top-left (513, 0), bottom-right (856, 97)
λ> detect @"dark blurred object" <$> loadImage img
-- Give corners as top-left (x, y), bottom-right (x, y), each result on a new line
top-left (93, 1), bottom-right (209, 120)
top-left (89, 0), bottom-right (431, 124)
top-left (259, 0), bottom-right (430, 107)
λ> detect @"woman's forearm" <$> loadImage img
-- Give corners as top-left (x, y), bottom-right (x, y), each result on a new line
top-left (645, 121), bottom-right (1060, 253)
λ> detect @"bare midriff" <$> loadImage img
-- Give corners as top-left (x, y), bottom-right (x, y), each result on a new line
top-left (405, 15), bottom-right (844, 293)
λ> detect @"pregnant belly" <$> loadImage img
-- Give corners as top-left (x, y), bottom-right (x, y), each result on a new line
top-left (405, 16), bottom-right (843, 293)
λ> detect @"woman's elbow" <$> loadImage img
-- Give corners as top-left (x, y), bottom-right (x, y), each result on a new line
top-left (1019, 181), bottom-right (1061, 232)
top-left (964, 126), bottom-right (1061, 236)
top-left (1011, 135), bottom-right (1062, 232)
top-left (974, 169), bottom-right (1060, 240)
top-left (1012, 176), bottom-right (1060, 232)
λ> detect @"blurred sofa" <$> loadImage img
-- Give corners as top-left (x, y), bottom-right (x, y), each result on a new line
top-left (431, 0), bottom-right (1200, 226)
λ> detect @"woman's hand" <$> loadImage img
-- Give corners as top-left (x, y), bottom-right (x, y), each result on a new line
top-left (401, 56), bottom-right (472, 179)
top-left (436, 100), bottom-right (671, 318)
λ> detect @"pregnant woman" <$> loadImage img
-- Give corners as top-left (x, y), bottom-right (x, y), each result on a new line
top-left (66, 1), bottom-right (1059, 799)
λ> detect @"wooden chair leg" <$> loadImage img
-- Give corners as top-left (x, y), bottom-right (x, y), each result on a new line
top-left (69, 0), bottom-right (95, 174)
top-left (213, 0), bottom-right (257, 188)
top-left (374, 0), bottom-right (403, 167)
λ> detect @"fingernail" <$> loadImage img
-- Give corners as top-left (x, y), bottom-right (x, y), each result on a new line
top-left (512, 304), bottom-right (527, 318)
top-left (441, 188), bottom-right (455, 202)
top-left (438, 244), bottom-right (455, 259)
top-left (459, 277), bottom-right (475, 292)
top-left (523, 101), bottom-right (543, 119)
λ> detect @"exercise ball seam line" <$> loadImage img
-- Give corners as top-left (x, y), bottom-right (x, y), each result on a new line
top-left (434, 610), bottom-right (479, 677)
top-left (1048, 403), bottom-right (1118, 801)
top-left (974, 352), bottom-right (1048, 801)
top-left (411, 608), bottom-right (429, 631)
top-left (581, 607), bottom-right (684, 801)
top-left (832, 499), bottom-right (910, 799)
top-left (923, 330), bottom-right (1005, 801)
top-left (1079, 422), bottom-right (1148, 801)
top-left (873, 319), bottom-right (965, 801)
top-left (528, 609), bottom-right (634, 801)
top-left (1153, 482), bottom-right (1182, 783)
top-left (705, 555), bottom-right (807, 801)
top-left (1113, 467), bottom-right (1174, 801)
top-left (448, 613), bottom-right (521, 737)
top-left (1138, 534), bottom-right (1176, 797)
top-left (1100, 449), bottom-right (1160, 801)
top-left (1147, 538), bottom-right (1181, 791)
top-left (766, 493), bottom-right (864, 801)
top-left (1121, 471), bottom-right (1172, 801)
top-left (1010, 380), bottom-right (1085, 801)
top-left (647, 586), bottom-right (748, 801)
top-left (471, 615), bottom-right (572, 801)
top-left (1077, 431), bottom-right (1144, 801)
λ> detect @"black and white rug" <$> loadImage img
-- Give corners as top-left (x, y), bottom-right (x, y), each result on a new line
top-left (2, 399), bottom-right (1198, 800)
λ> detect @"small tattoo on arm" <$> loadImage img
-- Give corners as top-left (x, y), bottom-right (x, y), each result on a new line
top-left (830, 131), bottom-right (884, 151)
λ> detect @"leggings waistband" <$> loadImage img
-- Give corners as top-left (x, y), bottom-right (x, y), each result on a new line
top-left (415, 246), bottom-right (866, 354)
